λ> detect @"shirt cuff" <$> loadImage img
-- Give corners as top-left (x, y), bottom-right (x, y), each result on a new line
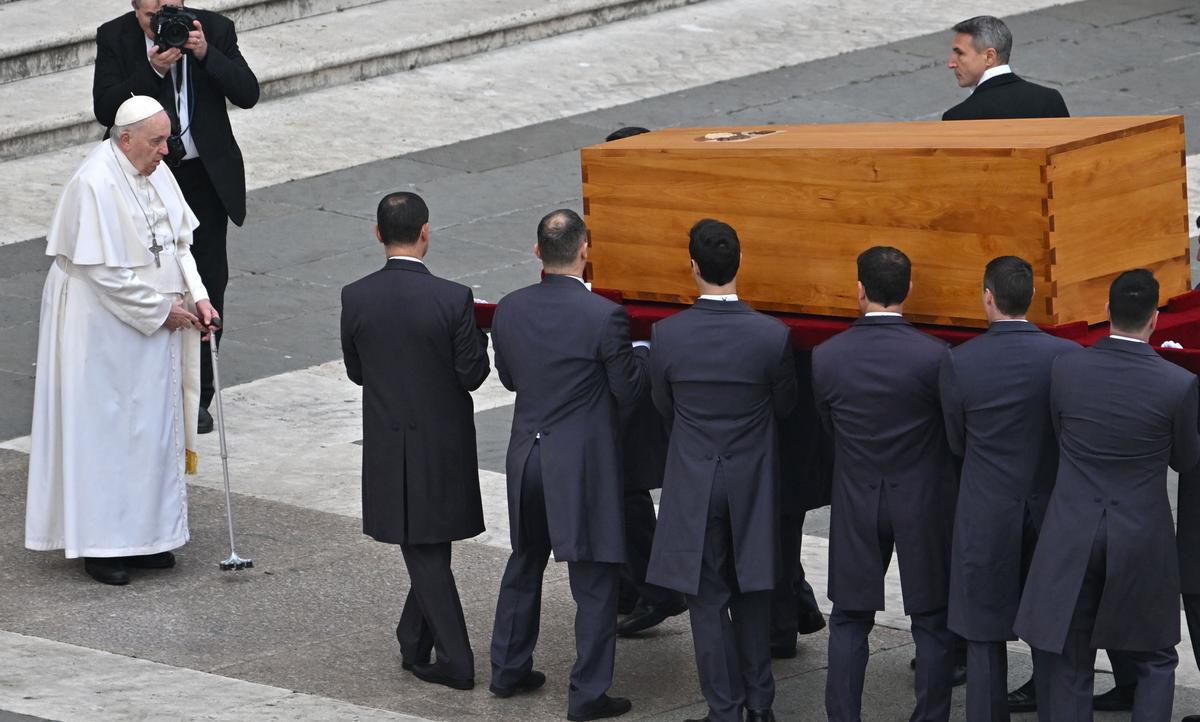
top-left (632, 341), bottom-right (650, 350)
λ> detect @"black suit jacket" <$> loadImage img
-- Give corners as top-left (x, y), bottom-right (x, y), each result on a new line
top-left (645, 300), bottom-right (798, 595)
top-left (942, 73), bottom-right (1069, 121)
top-left (340, 259), bottom-right (490, 545)
top-left (1015, 338), bottom-right (1200, 652)
top-left (812, 315), bottom-right (957, 614)
top-left (939, 321), bottom-right (1079, 641)
top-left (93, 9), bottom-right (259, 225)
top-left (778, 349), bottom-right (833, 515)
top-left (1179, 391), bottom-right (1200, 595)
top-left (491, 274), bottom-right (649, 563)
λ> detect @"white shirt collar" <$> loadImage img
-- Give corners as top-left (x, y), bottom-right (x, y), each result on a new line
top-left (699, 293), bottom-right (739, 302)
top-left (387, 255), bottom-right (425, 265)
top-left (565, 275), bottom-right (592, 290)
top-left (973, 64), bottom-right (1013, 92)
top-left (864, 311), bottom-right (902, 317)
top-left (992, 318), bottom-right (1029, 323)
top-left (1109, 334), bottom-right (1147, 344)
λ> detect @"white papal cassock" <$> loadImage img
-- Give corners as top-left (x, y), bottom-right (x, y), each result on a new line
top-left (25, 138), bottom-right (209, 559)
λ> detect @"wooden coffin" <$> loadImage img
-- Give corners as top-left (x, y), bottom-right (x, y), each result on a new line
top-left (580, 116), bottom-right (1190, 327)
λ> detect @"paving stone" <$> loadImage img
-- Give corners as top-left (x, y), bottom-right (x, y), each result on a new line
top-left (1018, 25), bottom-right (1200, 85)
top-left (475, 404), bottom-right (515, 474)
top-left (406, 119), bottom-right (614, 174)
top-left (813, 63), bottom-right (965, 121)
top-left (1088, 63), bottom-right (1200, 113)
top-left (1043, 0), bottom-right (1198, 28)
top-left (250, 158), bottom-right (460, 210)
top-left (228, 208), bottom-right (376, 276)
top-left (441, 201), bottom-right (582, 254)
top-left (0, 371), bottom-right (33, 443)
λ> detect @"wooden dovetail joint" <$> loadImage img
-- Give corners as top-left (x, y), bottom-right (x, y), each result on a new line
top-left (1047, 215), bottom-right (1056, 233)
top-left (1046, 182), bottom-right (1055, 200)
top-left (1042, 198), bottom-right (1050, 216)
top-left (582, 198), bottom-right (591, 216)
top-left (581, 166), bottom-right (589, 183)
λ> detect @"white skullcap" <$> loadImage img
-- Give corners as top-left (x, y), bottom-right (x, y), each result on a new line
top-left (114, 95), bottom-right (165, 126)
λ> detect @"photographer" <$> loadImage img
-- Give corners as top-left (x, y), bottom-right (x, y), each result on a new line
top-left (93, 0), bottom-right (259, 434)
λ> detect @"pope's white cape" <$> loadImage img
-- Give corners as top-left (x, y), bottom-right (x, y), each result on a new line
top-left (25, 139), bottom-right (207, 559)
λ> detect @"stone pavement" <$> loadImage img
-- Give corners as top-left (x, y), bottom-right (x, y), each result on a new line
top-left (2, 0), bottom-right (1200, 719)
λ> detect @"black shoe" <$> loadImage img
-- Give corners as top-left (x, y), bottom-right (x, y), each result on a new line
top-left (617, 602), bottom-right (686, 637)
top-left (410, 662), bottom-right (473, 691)
top-left (1007, 677), bottom-right (1036, 713)
top-left (84, 557), bottom-right (129, 585)
top-left (952, 663), bottom-right (967, 687)
top-left (400, 657), bottom-right (428, 672)
top-left (123, 551), bottom-right (176, 569)
top-left (769, 644), bottom-right (797, 659)
top-left (1180, 716), bottom-right (1200, 721)
top-left (198, 406), bottom-right (213, 434)
top-left (683, 717), bottom-right (711, 722)
top-left (568, 695), bottom-right (632, 721)
top-left (490, 669), bottom-right (546, 698)
top-left (746, 709), bottom-right (775, 722)
top-left (1093, 684), bottom-right (1135, 711)
top-left (796, 608), bottom-right (826, 635)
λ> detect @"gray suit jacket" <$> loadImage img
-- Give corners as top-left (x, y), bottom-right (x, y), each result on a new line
top-left (645, 299), bottom-right (798, 595)
top-left (812, 314), bottom-right (956, 614)
top-left (939, 321), bottom-right (1079, 640)
top-left (1015, 337), bottom-right (1200, 652)
top-left (491, 274), bottom-right (649, 563)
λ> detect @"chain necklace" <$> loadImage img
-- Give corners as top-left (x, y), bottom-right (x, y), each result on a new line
top-left (110, 141), bottom-right (165, 267)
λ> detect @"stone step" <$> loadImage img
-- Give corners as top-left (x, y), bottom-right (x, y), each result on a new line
top-left (0, 0), bottom-right (385, 84)
top-left (0, 0), bottom-right (704, 161)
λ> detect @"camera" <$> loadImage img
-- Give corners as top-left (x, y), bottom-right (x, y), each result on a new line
top-left (164, 134), bottom-right (187, 168)
top-left (153, 5), bottom-right (198, 51)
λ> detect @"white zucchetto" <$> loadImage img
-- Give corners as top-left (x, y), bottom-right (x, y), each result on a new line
top-left (114, 95), bottom-right (166, 126)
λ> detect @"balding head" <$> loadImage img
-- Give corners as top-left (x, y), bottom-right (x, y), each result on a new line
top-left (535, 209), bottom-right (589, 272)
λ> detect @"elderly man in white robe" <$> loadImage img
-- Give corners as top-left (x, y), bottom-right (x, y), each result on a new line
top-left (25, 96), bottom-right (218, 585)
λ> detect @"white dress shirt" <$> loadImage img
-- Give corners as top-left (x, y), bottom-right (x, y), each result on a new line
top-left (1109, 334), bottom-right (1147, 344)
top-left (973, 64), bottom-right (1013, 93)
top-left (864, 311), bottom-right (903, 317)
top-left (699, 293), bottom-right (739, 302)
top-left (387, 255), bottom-right (426, 265)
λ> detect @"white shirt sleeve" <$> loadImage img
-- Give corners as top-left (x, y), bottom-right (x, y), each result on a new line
top-left (78, 263), bottom-right (173, 336)
top-left (176, 242), bottom-right (210, 304)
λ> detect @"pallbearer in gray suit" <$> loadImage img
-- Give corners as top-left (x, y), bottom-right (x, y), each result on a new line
top-left (938, 257), bottom-right (1078, 721)
top-left (1014, 270), bottom-right (1200, 722)
top-left (488, 209), bottom-right (648, 721)
top-left (646, 220), bottom-right (798, 722)
top-left (812, 247), bottom-right (958, 722)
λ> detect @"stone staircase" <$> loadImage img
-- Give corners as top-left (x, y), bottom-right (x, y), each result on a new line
top-left (0, 0), bottom-right (704, 160)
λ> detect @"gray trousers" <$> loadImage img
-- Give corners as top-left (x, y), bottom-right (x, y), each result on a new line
top-left (964, 641), bottom-right (1053, 722)
top-left (396, 542), bottom-right (474, 681)
top-left (1037, 517), bottom-right (1177, 722)
top-left (826, 484), bottom-right (954, 722)
top-left (686, 468), bottom-right (774, 722)
top-left (489, 442), bottom-right (619, 717)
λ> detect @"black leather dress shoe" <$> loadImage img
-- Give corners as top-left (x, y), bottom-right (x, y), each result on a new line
top-left (198, 406), bottom-right (214, 434)
top-left (797, 608), bottom-right (826, 635)
top-left (1093, 684), bottom-right (1135, 711)
top-left (952, 663), bottom-right (967, 687)
top-left (123, 551), bottom-right (175, 569)
top-left (490, 669), bottom-right (546, 698)
top-left (1180, 715), bottom-right (1200, 721)
top-left (746, 709), bottom-right (775, 721)
top-left (410, 662), bottom-right (473, 690)
top-left (84, 557), bottom-right (130, 585)
top-left (617, 602), bottom-right (687, 637)
top-left (567, 694), bottom-right (632, 721)
top-left (1007, 677), bottom-right (1036, 713)
top-left (683, 717), bottom-right (710, 722)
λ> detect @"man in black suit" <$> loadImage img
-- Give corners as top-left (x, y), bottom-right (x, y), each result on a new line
top-left (340, 193), bottom-right (489, 691)
top-left (939, 257), bottom-right (1079, 721)
top-left (771, 350), bottom-right (830, 659)
top-left (1014, 270), bottom-right (1200, 722)
top-left (943, 15), bottom-right (1068, 121)
top-left (644, 220), bottom-right (797, 722)
top-left (812, 247), bottom-right (957, 722)
top-left (489, 210), bottom-right (646, 721)
top-left (94, 0), bottom-right (259, 434)
top-left (598, 126), bottom-right (689, 637)
top-left (1178, 459), bottom-right (1200, 722)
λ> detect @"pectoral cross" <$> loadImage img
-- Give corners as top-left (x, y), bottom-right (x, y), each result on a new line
top-left (149, 235), bottom-right (164, 268)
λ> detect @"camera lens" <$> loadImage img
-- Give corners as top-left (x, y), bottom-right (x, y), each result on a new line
top-left (160, 20), bottom-right (190, 48)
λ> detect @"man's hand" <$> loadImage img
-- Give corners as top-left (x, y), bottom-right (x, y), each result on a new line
top-left (185, 20), bottom-right (208, 61)
top-left (164, 300), bottom-right (202, 333)
top-left (195, 299), bottom-right (219, 340)
top-left (148, 44), bottom-right (182, 75)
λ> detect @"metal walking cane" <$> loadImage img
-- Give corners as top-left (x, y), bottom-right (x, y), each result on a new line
top-left (207, 317), bottom-right (254, 571)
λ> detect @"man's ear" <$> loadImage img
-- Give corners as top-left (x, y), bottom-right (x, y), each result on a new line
top-left (534, 243), bottom-right (542, 261)
top-left (374, 225), bottom-right (383, 244)
top-left (419, 223), bottom-right (430, 244)
top-left (1149, 309), bottom-right (1160, 334)
top-left (580, 241), bottom-right (590, 262)
top-left (856, 281), bottom-right (866, 302)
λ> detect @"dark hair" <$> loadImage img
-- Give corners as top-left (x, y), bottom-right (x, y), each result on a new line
top-left (953, 15), bottom-right (1013, 63)
top-left (605, 126), bottom-right (650, 142)
top-left (537, 209), bottom-right (588, 267)
top-left (376, 192), bottom-right (429, 246)
top-left (688, 219), bottom-right (740, 286)
top-left (857, 246), bottom-right (911, 306)
top-left (983, 256), bottom-right (1034, 316)
top-left (1108, 269), bottom-right (1159, 331)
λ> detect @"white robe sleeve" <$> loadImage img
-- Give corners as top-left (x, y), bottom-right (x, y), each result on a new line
top-left (78, 263), bottom-right (173, 337)
top-left (177, 244), bottom-right (210, 305)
